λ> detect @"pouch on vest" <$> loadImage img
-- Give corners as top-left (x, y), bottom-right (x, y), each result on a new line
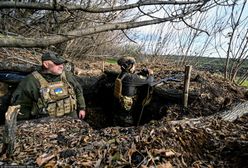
top-left (56, 100), bottom-right (64, 117)
top-left (114, 78), bottom-right (122, 99)
top-left (64, 98), bottom-right (71, 114)
top-left (40, 88), bottom-right (50, 102)
top-left (114, 73), bottom-right (127, 99)
top-left (120, 96), bottom-right (134, 111)
top-left (47, 103), bottom-right (56, 116)
top-left (71, 96), bottom-right (77, 111)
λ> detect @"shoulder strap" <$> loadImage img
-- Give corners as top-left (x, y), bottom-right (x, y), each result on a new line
top-left (61, 71), bottom-right (76, 94)
top-left (118, 73), bottom-right (127, 80)
top-left (32, 71), bottom-right (48, 88)
top-left (114, 73), bottom-right (127, 99)
top-left (61, 71), bottom-right (73, 87)
top-left (61, 71), bottom-right (68, 82)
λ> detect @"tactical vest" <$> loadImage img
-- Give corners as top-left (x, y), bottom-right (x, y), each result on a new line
top-left (114, 74), bottom-right (135, 111)
top-left (32, 71), bottom-right (77, 117)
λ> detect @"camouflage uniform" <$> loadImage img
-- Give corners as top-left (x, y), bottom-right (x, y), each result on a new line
top-left (11, 52), bottom-right (86, 120)
top-left (114, 57), bottom-right (154, 126)
top-left (1, 51), bottom-right (86, 157)
top-left (11, 70), bottom-right (86, 120)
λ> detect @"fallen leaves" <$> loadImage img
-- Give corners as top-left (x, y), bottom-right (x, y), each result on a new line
top-left (36, 153), bottom-right (55, 167)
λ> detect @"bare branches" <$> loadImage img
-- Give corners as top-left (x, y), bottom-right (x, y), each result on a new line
top-left (0, 0), bottom-right (206, 48)
top-left (0, 16), bottom-right (176, 47)
top-left (121, 30), bottom-right (137, 43)
top-left (0, 1), bottom-right (204, 12)
top-left (223, 0), bottom-right (248, 80)
top-left (181, 17), bottom-right (210, 36)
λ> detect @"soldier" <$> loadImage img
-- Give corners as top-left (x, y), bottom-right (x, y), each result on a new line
top-left (1, 51), bottom-right (86, 156)
top-left (13, 51), bottom-right (86, 119)
top-left (113, 56), bottom-right (154, 126)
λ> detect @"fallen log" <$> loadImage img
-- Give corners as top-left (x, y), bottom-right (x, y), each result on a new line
top-left (153, 87), bottom-right (200, 103)
top-left (170, 101), bottom-right (248, 126)
top-left (217, 101), bottom-right (248, 122)
top-left (0, 62), bottom-right (39, 73)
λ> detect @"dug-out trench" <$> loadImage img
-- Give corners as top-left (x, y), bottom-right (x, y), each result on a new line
top-left (78, 71), bottom-right (184, 129)
top-left (0, 70), bottom-right (184, 128)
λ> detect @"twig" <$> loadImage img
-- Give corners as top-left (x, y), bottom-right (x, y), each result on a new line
top-left (121, 30), bottom-right (137, 43)
top-left (145, 147), bottom-right (157, 167)
top-left (5, 57), bottom-right (40, 66)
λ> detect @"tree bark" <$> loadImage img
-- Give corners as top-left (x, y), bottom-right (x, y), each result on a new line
top-left (170, 101), bottom-right (248, 126)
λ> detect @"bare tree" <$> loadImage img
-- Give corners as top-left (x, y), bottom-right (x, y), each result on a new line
top-left (214, 0), bottom-right (248, 83)
top-left (0, 0), bottom-right (224, 48)
top-left (132, 8), bottom-right (215, 65)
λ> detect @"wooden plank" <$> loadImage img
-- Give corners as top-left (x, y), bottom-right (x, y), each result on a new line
top-left (183, 65), bottom-right (192, 108)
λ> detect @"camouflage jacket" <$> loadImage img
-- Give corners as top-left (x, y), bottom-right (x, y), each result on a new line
top-left (11, 70), bottom-right (86, 120)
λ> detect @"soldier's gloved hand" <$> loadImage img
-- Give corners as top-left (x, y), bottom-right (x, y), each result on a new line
top-left (79, 110), bottom-right (86, 119)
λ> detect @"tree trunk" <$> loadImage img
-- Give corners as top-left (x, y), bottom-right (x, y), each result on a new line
top-left (170, 101), bottom-right (248, 126)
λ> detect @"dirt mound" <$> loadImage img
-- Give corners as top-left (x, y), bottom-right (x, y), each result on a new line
top-left (146, 62), bottom-right (248, 118)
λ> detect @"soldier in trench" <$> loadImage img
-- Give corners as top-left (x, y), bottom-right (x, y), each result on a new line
top-left (113, 56), bottom-right (154, 126)
top-left (1, 51), bottom-right (86, 156)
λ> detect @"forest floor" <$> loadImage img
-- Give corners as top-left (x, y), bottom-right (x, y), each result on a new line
top-left (0, 49), bottom-right (248, 167)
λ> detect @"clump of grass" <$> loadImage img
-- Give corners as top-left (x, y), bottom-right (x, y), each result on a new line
top-left (241, 80), bottom-right (248, 87)
top-left (106, 58), bottom-right (117, 64)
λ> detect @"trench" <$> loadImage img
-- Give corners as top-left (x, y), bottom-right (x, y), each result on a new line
top-left (1, 71), bottom-right (248, 167)
top-left (78, 71), bottom-right (183, 129)
top-left (0, 70), bottom-right (183, 128)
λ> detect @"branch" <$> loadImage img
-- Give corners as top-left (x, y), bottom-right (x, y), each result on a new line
top-left (0, 14), bottom-right (189, 47)
top-left (181, 17), bottom-right (210, 36)
top-left (0, 0), bottom-right (205, 12)
top-left (121, 30), bottom-right (137, 43)
top-left (170, 101), bottom-right (248, 126)
top-left (0, 0), bottom-right (209, 48)
top-left (137, 6), bottom-right (163, 19)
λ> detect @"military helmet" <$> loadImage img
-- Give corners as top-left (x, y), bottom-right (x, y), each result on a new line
top-left (117, 56), bottom-right (136, 70)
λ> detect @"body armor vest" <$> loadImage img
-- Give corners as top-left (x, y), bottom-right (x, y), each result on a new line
top-left (32, 71), bottom-right (77, 117)
top-left (114, 74), bottom-right (135, 111)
